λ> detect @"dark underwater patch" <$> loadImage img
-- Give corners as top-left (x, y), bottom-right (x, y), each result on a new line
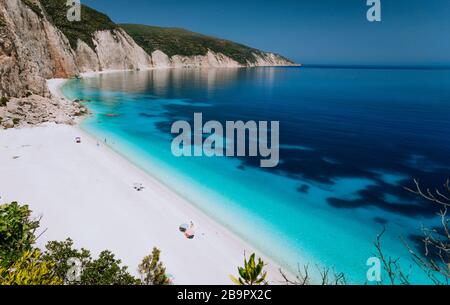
top-left (297, 184), bottom-right (310, 194)
top-left (139, 112), bottom-right (158, 118)
top-left (373, 217), bottom-right (388, 225)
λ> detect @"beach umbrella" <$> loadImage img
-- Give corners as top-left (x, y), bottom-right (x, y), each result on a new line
top-left (179, 223), bottom-right (189, 232)
top-left (185, 229), bottom-right (195, 239)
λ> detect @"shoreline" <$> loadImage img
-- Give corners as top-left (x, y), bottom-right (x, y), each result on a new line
top-left (47, 78), bottom-right (69, 99)
top-left (0, 73), bottom-right (291, 284)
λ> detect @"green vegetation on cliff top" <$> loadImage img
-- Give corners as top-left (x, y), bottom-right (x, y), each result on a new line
top-left (39, 0), bottom-right (117, 50)
top-left (120, 24), bottom-right (292, 65)
top-left (122, 24), bottom-right (263, 65)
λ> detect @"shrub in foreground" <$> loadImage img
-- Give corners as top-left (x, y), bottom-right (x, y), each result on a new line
top-left (0, 202), bottom-right (169, 285)
top-left (230, 253), bottom-right (267, 285)
top-left (0, 202), bottom-right (40, 267)
top-left (0, 250), bottom-right (62, 285)
top-left (139, 247), bottom-right (171, 285)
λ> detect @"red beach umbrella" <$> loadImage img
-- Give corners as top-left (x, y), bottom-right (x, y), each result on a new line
top-left (185, 229), bottom-right (195, 239)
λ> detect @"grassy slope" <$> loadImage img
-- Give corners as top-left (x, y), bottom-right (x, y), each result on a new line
top-left (39, 0), bottom-right (117, 50)
top-left (120, 24), bottom-right (293, 65)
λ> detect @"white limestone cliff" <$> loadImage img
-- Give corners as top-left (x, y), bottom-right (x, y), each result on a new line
top-left (0, 0), bottom-right (78, 97)
top-left (92, 29), bottom-right (152, 72)
top-left (152, 49), bottom-right (295, 68)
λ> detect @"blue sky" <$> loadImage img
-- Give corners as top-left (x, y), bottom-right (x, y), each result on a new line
top-left (83, 0), bottom-right (450, 66)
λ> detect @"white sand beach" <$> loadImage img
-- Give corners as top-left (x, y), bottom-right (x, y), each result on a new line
top-left (47, 78), bottom-right (69, 99)
top-left (0, 79), bottom-right (286, 285)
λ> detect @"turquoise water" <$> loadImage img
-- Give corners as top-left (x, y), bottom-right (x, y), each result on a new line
top-left (61, 67), bottom-right (450, 284)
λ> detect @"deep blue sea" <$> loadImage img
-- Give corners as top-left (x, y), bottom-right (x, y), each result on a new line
top-left (61, 67), bottom-right (450, 284)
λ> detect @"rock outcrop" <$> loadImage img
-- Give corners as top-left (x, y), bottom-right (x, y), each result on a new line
top-left (73, 29), bottom-right (153, 73)
top-left (92, 29), bottom-right (152, 71)
top-left (0, 0), bottom-right (78, 97)
top-left (151, 50), bottom-right (240, 68)
top-left (0, 94), bottom-right (88, 129)
top-left (249, 52), bottom-right (297, 67)
top-left (151, 49), bottom-right (296, 69)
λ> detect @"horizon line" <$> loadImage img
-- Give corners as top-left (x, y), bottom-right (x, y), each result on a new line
top-left (300, 64), bottom-right (450, 70)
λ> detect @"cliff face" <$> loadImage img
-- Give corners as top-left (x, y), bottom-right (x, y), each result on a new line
top-left (0, 0), bottom-right (297, 99)
top-left (152, 50), bottom-right (241, 68)
top-left (0, 0), bottom-right (77, 97)
top-left (91, 29), bottom-right (152, 72)
top-left (250, 52), bottom-right (297, 67)
top-left (73, 29), bottom-right (152, 73)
